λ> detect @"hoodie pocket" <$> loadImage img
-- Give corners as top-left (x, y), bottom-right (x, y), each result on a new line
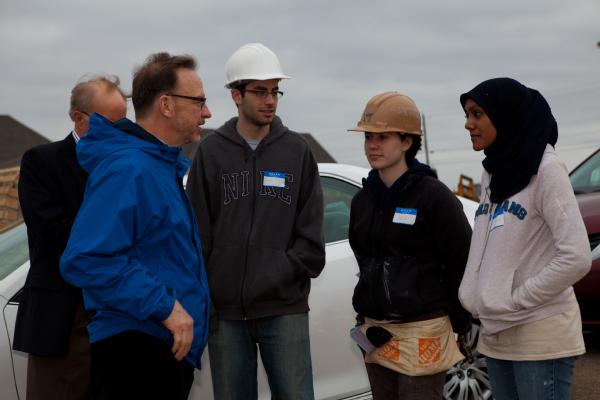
top-left (385, 257), bottom-right (426, 317)
top-left (478, 267), bottom-right (521, 316)
top-left (205, 246), bottom-right (244, 308)
top-left (353, 256), bottom-right (426, 319)
top-left (248, 249), bottom-right (298, 304)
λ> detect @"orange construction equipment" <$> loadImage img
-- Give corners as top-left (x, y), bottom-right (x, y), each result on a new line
top-left (455, 174), bottom-right (479, 202)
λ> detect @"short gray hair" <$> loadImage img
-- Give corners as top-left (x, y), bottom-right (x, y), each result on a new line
top-left (69, 74), bottom-right (126, 120)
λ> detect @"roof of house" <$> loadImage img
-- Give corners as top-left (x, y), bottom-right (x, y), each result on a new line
top-left (0, 115), bottom-right (336, 169)
top-left (182, 130), bottom-right (336, 163)
top-left (0, 115), bottom-right (50, 169)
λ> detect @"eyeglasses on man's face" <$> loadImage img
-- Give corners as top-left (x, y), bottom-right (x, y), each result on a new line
top-left (166, 93), bottom-right (207, 108)
top-left (244, 89), bottom-right (284, 99)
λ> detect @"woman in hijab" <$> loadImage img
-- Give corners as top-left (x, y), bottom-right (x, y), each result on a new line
top-left (458, 77), bottom-right (591, 400)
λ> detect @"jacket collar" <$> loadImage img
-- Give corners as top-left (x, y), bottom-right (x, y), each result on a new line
top-left (216, 115), bottom-right (288, 150)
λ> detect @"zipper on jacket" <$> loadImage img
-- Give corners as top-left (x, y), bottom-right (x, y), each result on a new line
top-left (177, 173), bottom-right (202, 277)
top-left (240, 153), bottom-right (257, 319)
top-left (365, 182), bottom-right (388, 258)
top-left (373, 209), bottom-right (386, 257)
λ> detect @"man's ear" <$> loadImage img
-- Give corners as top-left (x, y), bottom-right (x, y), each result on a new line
top-left (231, 89), bottom-right (243, 106)
top-left (73, 110), bottom-right (85, 124)
top-left (159, 94), bottom-right (174, 117)
top-left (73, 111), bottom-right (87, 134)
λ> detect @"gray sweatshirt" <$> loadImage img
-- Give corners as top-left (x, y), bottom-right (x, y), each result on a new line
top-left (186, 116), bottom-right (325, 320)
top-left (459, 145), bottom-right (591, 335)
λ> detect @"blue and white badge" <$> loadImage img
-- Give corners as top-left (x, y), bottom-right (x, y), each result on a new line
top-left (263, 171), bottom-right (286, 188)
top-left (490, 207), bottom-right (505, 231)
top-left (392, 207), bottom-right (417, 225)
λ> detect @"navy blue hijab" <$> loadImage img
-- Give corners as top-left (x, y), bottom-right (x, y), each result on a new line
top-left (460, 78), bottom-right (558, 203)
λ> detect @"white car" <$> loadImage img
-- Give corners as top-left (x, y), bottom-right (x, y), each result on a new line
top-left (0, 163), bottom-right (489, 400)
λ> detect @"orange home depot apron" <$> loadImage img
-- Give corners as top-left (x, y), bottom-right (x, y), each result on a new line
top-left (362, 315), bottom-right (464, 376)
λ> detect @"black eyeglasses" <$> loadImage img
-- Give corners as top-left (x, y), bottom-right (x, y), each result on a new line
top-left (243, 89), bottom-right (284, 99)
top-left (166, 93), bottom-right (207, 107)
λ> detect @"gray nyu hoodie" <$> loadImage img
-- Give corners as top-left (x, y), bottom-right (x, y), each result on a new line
top-left (186, 116), bottom-right (325, 320)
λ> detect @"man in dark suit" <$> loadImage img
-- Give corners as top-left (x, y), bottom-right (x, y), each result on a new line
top-left (13, 75), bottom-right (127, 400)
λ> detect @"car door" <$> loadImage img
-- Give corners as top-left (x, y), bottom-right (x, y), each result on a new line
top-left (188, 172), bottom-right (371, 400)
top-left (309, 174), bottom-right (371, 399)
top-left (1, 222), bottom-right (30, 400)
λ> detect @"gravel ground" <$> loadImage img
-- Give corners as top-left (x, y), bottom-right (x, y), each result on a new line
top-left (573, 330), bottom-right (600, 400)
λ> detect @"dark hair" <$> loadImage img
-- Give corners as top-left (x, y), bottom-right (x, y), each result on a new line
top-left (132, 52), bottom-right (197, 118)
top-left (399, 133), bottom-right (422, 164)
top-left (229, 80), bottom-right (251, 97)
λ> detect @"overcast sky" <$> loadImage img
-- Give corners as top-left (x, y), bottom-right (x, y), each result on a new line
top-left (1, 0), bottom-right (599, 188)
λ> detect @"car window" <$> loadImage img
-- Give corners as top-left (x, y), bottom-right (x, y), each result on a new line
top-left (571, 149), bottom-right (600, 194)
top-left (321, 176), bottom-right (360, 243)
top-left (0, 223), bottom-right (29, 280)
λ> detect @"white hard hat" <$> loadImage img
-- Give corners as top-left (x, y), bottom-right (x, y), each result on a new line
top-left (225, 43), bottom-right (290, 88)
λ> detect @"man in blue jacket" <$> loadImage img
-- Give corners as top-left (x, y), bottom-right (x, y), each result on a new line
top-left (60, 53), bottom-right (212, 400)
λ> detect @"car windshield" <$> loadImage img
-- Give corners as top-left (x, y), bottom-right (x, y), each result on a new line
top-left (570, 149), bottom-right (600, 194)
top-left (0, 222), bottom-right (29, 281)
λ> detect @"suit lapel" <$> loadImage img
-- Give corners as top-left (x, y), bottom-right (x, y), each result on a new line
top-left (60, 133), bottom-right (88, 199)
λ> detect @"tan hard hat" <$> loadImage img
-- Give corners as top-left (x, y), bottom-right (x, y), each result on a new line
top-left (348, 92), bottom-right (422, 136)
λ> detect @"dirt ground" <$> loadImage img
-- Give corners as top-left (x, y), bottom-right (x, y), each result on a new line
top-left (573, 330), bottom-right (600, 400)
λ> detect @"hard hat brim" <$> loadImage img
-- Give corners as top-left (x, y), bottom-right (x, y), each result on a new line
top-left (347, 126), bottom-right (422, 136)
top-left (225, 74), bottom-right (291, 89)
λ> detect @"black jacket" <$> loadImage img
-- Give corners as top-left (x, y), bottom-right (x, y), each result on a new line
top-left (13, 134), bottom-right (88, 356)
top-left (186, 116), bottom-right (325, 320)
top-left (349, 162), bottom-right (472, 334)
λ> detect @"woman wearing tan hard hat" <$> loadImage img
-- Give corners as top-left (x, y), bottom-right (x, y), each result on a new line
top-left (347, 92), bottom-right (472, 399)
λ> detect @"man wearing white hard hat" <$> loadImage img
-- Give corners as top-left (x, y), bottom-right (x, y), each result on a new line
top-left (187, 43), bottom-right (325, 399)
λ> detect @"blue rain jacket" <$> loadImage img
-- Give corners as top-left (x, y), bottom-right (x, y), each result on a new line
top-left (60, 114), bottom-right (210, 368)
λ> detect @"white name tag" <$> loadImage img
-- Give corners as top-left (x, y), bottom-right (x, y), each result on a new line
top-left (393, 207), bottom-right (417, 225)
top-left (490, 207), bottom-right (505, 231)
top-left (263, 171), bottom-right (286, 188)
